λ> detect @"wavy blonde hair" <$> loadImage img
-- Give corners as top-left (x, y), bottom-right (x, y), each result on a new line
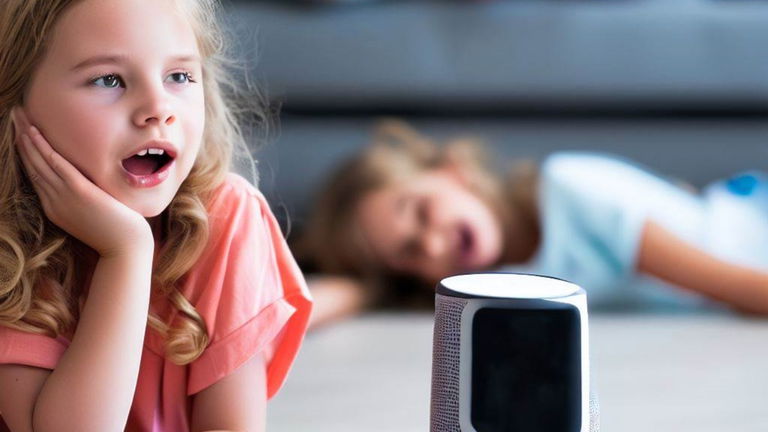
top-left (0, 0), bottom-right (265, 364)
top-left (298, 120), bottom-right (539, 303)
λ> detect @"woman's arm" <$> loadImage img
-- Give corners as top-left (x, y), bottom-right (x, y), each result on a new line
top-left (0, 248), bottom-right (154, 432)
top-left (637, 220), bottom-right (768, 314)
top-left (307, 275), bottom-right (369, 330)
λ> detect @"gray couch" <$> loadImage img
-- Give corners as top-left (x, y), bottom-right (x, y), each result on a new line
top-left (224, 0), bottom-right (768, 231)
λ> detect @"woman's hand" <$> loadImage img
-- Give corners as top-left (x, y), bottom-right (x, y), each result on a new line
top-left (11, 107), bottom-right (154, 258)
top-left (306, 275), bottom-right (369, 330)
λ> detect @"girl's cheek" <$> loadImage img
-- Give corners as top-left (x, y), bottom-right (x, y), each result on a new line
top-left (185, 94), bottom-right (206, 146)
top-left (41, 104), bottom-right (113, 175)
top-left (58, 102), bottom-right (110, 145)
top-left (189, 90), bottom-right (206, 122)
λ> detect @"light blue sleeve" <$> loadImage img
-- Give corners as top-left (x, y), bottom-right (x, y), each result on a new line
top-left (702, 171), bottom-right (768, 271)
top-left (528, 151), bottom-right (707, 307)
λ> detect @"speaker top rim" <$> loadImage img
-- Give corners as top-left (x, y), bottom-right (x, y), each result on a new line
top-left (437, 272), bottom-right (581, 299)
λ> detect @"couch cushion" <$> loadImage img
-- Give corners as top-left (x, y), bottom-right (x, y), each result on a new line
top-left (226, 1), bottom-right (768, 111)
top-left (241, 115), bottom-right (768, 230)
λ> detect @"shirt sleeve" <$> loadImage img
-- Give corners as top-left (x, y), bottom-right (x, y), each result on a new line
top-left (0, 325), bottom-right (69, 370)
top-left (186, 174), bottom-right (313, 398)
top-left (539, 152), bottom-right (647, 271)
top-left (536, 152), bottom-right (682, 302)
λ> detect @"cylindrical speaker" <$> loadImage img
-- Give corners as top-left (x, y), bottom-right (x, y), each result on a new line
top-left (430, 273), bottom-right (599, 432)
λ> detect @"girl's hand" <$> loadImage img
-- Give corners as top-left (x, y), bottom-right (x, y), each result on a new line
top-left (11, 107), bottom-right (154, 257)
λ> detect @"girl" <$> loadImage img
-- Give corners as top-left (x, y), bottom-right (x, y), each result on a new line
top-left (0, 1), bottom-right (312, 431)
top-left (301, 120), bottom-right (768, 328)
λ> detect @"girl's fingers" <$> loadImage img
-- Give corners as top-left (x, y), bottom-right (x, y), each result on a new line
top-left (15, 134), bottom-right (38, 182)
top-left (19, 133), bottom-right (60, 196)
top-left (12, 107), bottom-right (85, 192)
top-left (11, 108), bottom-right (43, 179)
top-left (22, 134), bottom-right (62, 200)
top-left (17, 134), bottom-right (54, 204)
top-left (27, 126), bottom-right (81, 188)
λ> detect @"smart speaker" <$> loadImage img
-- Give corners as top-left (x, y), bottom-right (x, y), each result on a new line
top-left (430, 272), bottom-right (599, 432)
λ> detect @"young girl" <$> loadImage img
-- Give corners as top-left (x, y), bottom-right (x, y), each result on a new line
top-left (300, 120), bottom-right (768, 328)
top-left (0, 1), bottom-right (312, 431)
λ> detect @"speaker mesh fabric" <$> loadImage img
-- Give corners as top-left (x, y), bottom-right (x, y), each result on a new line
top-left (431, 294), bottom-right (468, 431)
top-left (431, 293), bottom-right (601, 431)
top-left (589, 390), bottom-right (600, 432)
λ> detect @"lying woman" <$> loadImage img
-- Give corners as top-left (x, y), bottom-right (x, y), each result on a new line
top-left (295, 121), bottom-right (768, 328)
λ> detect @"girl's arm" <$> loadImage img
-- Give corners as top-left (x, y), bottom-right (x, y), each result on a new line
top-left (637, 220), bottom-right (768, 314)
top-left (306, 275), bottom-right (369, 330)
top-left (0, 108), bottom-right (160, 431)
top-left (0, 248), bottom-right (154, 432)
top-left (190, 352), bottom-right (267, 432)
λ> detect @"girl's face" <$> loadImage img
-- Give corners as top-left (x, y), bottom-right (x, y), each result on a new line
top-left (355, 168), bottom-right (504, 285)
top-left (22, 0), bottom-right (205, 218)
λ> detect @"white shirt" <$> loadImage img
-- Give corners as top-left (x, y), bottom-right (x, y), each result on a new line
top-left (501, 151), bottom-right (768, 310)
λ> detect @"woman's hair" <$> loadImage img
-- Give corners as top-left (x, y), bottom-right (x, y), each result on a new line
top-left (297, 120), bottom-right (539, 307)
top-left (0, 0), bottom-right (266, 364)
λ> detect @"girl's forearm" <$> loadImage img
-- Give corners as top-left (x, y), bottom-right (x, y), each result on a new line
top-left (638, 220), bottom-right (768, 314)
top-left (32, 246), bottom-right (155, 432)
top-left (307, 276), bottom-right (368, 330)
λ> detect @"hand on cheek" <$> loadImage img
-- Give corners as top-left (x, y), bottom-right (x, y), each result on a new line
top-left (11, 107), bottom-right (155, 257)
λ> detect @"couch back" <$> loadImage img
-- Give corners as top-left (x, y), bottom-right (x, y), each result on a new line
top-left (224, 1), bottom-right (768, 229)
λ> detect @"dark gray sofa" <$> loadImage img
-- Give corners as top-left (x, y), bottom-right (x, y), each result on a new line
top-left (224, 0), bottom-right (768, 233)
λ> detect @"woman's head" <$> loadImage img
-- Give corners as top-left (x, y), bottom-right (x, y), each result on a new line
top-left (302, 121), bottom-right (509, 287)
top-left (0, 0), bottom-right (263, 364)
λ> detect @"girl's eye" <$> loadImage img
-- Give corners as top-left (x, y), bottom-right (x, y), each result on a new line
top-left (92, 74), bottom-right (124, 89)
top-left (167, 72), bottom-right (196, 84)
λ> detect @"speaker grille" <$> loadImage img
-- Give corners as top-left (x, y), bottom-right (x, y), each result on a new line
top-left (431, 294), bottom-right (468, 431)
top-left (589, 390), bottom-right (600, 432)
top-left (431, 293), bottom-right (600, 431)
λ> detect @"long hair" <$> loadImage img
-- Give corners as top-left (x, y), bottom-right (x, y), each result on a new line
top-left (0, 0), bottom-right (266, 365)
top-left (296, 120), bottom-right (539, 306)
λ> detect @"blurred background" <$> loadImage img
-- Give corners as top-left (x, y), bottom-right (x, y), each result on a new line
top-left (220, 1), bottom-right (768, 431)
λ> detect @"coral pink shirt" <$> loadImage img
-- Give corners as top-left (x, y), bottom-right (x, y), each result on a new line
top-left (0, 172), bottom-right (313, 431)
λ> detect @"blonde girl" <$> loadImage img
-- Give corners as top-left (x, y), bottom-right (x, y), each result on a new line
top-left (302, 120), bottom-right (768, 328)
top-left (0, 1), bottom-right (312, 431)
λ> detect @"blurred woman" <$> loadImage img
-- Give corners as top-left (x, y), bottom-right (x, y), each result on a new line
top-left (298, 120), bottom-right (768, 328)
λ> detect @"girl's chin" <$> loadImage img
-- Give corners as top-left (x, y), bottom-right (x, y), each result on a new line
top-left (466, 247), bottom-right (501, 272)
top-left (122, 194), bottom-right (173, 217)
top-left (130, 203), bottom-right (169, 218)
top-left (141, 210), bottom-right (165, 218)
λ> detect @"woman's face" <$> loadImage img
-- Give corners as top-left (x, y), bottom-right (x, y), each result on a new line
top-left (22, 0), bottom-right (205, 218)
top-left (355, 168), bottom-right (504, 285)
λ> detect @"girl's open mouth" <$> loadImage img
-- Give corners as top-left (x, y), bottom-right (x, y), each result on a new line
top-left (121, 150), bottom-right (174, 176)
top-left (120, 148), bottom-right (176, 188)
top-left (459, 223), bottom-right (475, 266)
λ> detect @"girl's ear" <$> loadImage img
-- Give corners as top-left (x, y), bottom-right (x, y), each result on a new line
top-left (10, 106), bottom-right (29, 142)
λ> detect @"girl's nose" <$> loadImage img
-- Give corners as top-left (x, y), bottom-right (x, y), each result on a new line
top-left (131, 84), bottom-right (176, 127)
top-left (421, 228), bottom-right (448, 260)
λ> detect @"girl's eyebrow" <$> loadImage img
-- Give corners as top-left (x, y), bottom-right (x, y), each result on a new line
top-left (70, 54), bottom-right (201, 72)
